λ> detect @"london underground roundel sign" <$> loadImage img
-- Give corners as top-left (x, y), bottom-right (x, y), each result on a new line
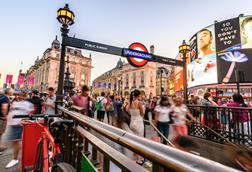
top-left (126, 43), bottom-right (150, 67)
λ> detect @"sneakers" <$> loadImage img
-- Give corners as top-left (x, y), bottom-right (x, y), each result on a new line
top-left (5, 159), bottom-right (19, 168)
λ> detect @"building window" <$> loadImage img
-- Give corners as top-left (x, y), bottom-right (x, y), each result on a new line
top-left (141, 71), bottom-right (144, 86)
top-left (126, 74), bottom-right (129, 88)
top-left (133, 72), bottom-right (136, 87)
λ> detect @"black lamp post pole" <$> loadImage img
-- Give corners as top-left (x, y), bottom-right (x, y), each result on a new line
top-left (56, 26), bottom-right (69, 102)
top-left (234, 63), bottom-right (240, 94)
top-left (182, 53), bottom-right (188, 103)
top-left (160, 70), bottom-right (163, 96)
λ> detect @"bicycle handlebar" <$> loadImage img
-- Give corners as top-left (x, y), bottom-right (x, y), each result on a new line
top-left (13, 114), bottom-right (61, 119)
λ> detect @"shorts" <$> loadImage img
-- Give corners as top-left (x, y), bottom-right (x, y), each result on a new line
top-left (97, 110), bottom-right (105, 121)
top-left (0, 119), bottom-right (7, 134)
top-left (174, 124), bottom-right (188, 136)
top-left (6, 125), bottom-right (23, 141)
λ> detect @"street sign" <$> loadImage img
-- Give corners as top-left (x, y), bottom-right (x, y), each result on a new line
top-left (65, 37), bottom-right (184, 67)
top-left (122, 48), bottom-right (153, 60)
top-left (153, 55), bottom-right (184, 66)
top-left (65, 37), bottom-right (123, 56)
top-left (126, 42), bottom-right (150, 67)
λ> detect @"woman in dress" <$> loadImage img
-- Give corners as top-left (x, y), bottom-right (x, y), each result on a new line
top-left (126, 90), bottom-right (144, 137)
top-left (126, 89), bottom-right (144, 164)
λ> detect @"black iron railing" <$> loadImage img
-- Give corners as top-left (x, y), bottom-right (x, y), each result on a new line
top-left (57, 106), bottom-right (239, 172)
top-left (187, 105), bottom-right (252, 147)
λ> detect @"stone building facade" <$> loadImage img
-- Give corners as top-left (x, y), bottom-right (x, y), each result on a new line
top-left (92, 45), bottom-right (176, 97)
top-left (26, 36), bottom-right (92, 92)
top-left (93, 58), bottom-right (157, 98)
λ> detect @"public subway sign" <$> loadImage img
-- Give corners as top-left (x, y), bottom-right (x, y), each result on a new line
top-left (65, 37), bottom-right (184, 67)
top-left (123, 49), bottom-right (153, 60)
top-left (124, 42), bottom-right (151, 67)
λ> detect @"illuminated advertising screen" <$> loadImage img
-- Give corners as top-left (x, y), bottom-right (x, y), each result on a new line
top-left (188, 25), bottom-right (217, 87)
top-left (240, 16), bottom-right (252, 49)
top-left (185, 15), bottom-right (252, 89)
top-left (215, 17), bottom-right (241, 52)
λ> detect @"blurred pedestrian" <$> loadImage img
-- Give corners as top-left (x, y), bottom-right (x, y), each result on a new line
top-left (172, 97), bottom-right (196, 145)
top-left (0, 88), bottom-right (13, 154)
top-left (27, 90), bottom-right (43, 114)
top-left (71, 85), bottom-right (92, 117)
top-left (5, 91), bottom-right (34, 168)
top-left (154, 96), bottom-right (173, 144)
top-left (96, 92), bottom-right (107, 122)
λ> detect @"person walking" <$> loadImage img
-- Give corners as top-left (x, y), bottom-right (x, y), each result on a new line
top-left (154, 96), bottom-right (173, 144)
top-left (126, 89), bottom-right (144, 165)
top-left (172, 97), bottom-right (196, 145)
top-left (96, 92), bottom-right (107, 122)
top-left (43, 87), bottom-right (56, 115)
top-left (71, 85), bottom-right (92, 117)
top-left (0, 88), bottom-right (13, 154)
top-left (5, 91), bottom-right (34, 168)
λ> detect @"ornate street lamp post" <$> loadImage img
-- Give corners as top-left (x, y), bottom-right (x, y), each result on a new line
top-left (179, 40), bottom-right (190, 103)
top-left (56, 4), bottom-right (75, 102)
top-left (157, 67), bottom-right (169, 96)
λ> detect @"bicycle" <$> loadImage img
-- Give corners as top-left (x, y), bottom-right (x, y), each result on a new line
top-left (13, 114), bottom-right (76, 172)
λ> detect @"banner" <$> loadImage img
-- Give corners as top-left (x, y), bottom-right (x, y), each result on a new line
top-left (6, 74), bottom-right (13, 84)
top-left (17, 75), bottom-right (25, 85)
top-left (28, 76), bottom-right (34, 86)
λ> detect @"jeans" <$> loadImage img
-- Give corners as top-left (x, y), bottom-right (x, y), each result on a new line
top-left (157, 121), bottom-right (170, 144)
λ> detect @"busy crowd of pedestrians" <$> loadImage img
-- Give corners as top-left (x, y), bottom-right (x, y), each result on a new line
top-left (0, 85), bottom-right (251, 169)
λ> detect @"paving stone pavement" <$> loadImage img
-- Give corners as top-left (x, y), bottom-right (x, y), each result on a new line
top-left (0, 146), bottom-right (20, 172)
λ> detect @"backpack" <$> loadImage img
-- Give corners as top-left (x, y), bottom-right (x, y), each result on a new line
top-left (95, 98), bottom-right (104, 111)
top-left (106, 101), bottom-right (115, 112)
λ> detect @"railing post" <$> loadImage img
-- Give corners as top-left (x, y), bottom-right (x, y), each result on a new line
top-left (67, 125), bottom-right (74, 164)
top-left (77, 134), bottom-right (84, 172)
top-left (152, 162), bottom-right (165, 172)
top-left (71, 127), bottom-right (78, 167)
top-left (84, 138), bottom-right (90, 156)
top-left (103, 156), bottom-right (110, 172)
top-left (91, 146), bottom-right (99, 166)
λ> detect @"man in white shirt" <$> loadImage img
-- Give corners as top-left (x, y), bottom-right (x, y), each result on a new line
top-left (43, 87), bottom-right (56, 115)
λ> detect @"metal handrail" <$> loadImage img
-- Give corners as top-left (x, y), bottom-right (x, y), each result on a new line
top-left (187, 104), bottom-right (252, 110)
top-left (58, 106), bottom-right (240, 172)
top-left (76, 126), bottom-right (147, 172)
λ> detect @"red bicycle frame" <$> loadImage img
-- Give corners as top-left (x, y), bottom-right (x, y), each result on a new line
top-left (21, 119), bottom-right (61, 172)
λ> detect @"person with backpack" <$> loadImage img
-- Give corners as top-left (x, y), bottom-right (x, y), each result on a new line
top-left (96, 92), bottom-right (107, 122)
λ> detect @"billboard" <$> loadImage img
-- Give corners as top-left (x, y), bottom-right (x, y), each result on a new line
top-left (188, 25), bottom-right (217, 87)
top-left (240, 16), bottom-right (252, 49)
top-left (181, 15), bottom-right (252, 90)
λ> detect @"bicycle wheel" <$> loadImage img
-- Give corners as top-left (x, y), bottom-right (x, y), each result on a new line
top-left (52, 162), bottom-right (76, 172)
